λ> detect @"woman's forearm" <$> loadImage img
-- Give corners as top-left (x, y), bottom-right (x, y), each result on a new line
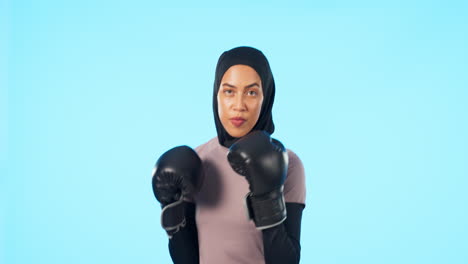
top-left (262, 203), bottom-right (305, 264)
top-left (168, 202), bottom-right (199, 264)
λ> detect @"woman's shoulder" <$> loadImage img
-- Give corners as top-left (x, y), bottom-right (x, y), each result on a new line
top-left (194, 136), bottom-right (221, 157)
top-left (284, 148), bottom-right (306, 204)
top-left (286, 149), bottom-right (304, 168)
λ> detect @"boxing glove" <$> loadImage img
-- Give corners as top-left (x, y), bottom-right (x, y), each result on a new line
top-left (152, 145), bottom-right (202, 238)
top-left (227, 130), bottom-right (289, 229)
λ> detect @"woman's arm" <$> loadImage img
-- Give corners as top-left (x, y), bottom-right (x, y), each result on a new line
top-left (262, 202), bottom-right (305, 264)
top-left (152, 146), bottom-right (202, 264)
top-left (168, 202), bottom-right (199, 264)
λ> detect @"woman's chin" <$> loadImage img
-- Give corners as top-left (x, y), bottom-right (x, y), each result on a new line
top-left (226, 127), bottom-right (251, 138)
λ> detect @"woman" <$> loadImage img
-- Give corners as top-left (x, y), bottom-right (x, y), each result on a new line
top-left (152, 46), bottom-right (306, 264)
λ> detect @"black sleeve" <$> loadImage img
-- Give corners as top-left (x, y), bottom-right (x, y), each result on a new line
top-left (168, 202), bottom-right (199, 264)
top-left (262, 202), bottom-right (305, 264)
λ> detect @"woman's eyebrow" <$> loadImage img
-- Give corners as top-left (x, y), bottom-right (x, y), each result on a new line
top-left (245, 82), bottom-right (260, 89)
top-left (222, 83), bottom-right (237, 88)
top-left (222, 82), bottom-right (260, 89)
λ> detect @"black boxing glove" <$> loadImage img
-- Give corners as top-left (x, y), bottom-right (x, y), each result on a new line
top-left (227, 130), bottom-right (289, 230)
top-left (152, 146), bottom-right (202, 238)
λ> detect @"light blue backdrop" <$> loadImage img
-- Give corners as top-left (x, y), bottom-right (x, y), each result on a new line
top-left (3, 1), bottom-right (468, 263)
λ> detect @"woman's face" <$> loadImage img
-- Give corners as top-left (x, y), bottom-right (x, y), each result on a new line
top-left (217, 64), bottom-right (264, 138)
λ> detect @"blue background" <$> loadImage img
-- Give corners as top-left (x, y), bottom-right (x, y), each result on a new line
top-left (3, 1), bottom-right (468, 263)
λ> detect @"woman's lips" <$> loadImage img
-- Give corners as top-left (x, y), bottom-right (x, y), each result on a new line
top-left (230, 117), bottom-right (246, 127)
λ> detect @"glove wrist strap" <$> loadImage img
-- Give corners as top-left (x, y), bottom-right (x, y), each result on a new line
top-left (160, 197), bottom-right (186, 239)
top-left (245, 186), bottom-right (287, 230)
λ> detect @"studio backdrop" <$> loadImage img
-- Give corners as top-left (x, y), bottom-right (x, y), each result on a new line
top-left (3, 1), bottom-right (468, 263)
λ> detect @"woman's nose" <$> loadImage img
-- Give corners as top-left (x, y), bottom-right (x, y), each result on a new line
top-left (232, 94), bottom-right (247, 112)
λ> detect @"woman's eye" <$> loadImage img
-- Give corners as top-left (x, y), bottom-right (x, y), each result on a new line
top-left (224, 89), bottom-right (234, 95)
top-left (247, 90), bottom-right (257, 96)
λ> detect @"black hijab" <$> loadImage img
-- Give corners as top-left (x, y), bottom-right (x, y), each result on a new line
top-left (212, 46), bottom-right (276, 148)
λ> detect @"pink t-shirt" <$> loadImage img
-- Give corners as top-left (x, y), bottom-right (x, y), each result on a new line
top-left (193, 136), bottom-right (306, 264)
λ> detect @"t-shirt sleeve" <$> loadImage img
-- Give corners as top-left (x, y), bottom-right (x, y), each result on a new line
top-left (283, 150), bottom-right (306, 205)
top-left (182, 144), bottom-right (205, 204)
